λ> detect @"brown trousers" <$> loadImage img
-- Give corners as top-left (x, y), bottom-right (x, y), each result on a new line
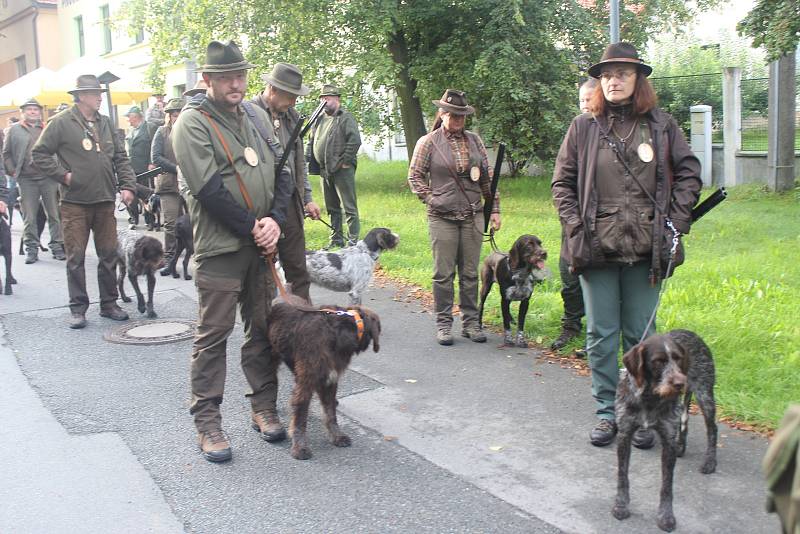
top-left (60, 201), bottom-right (119, 315)
top-left (190, 246), bottom-right (280, 433)
top-left (277, 196), bottom-right (311, 302)
top-left (427, 212), bottom-right (484, 330)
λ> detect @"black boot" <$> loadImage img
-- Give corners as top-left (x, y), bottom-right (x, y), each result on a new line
top-left (550, 325), bottom-right (580, 350)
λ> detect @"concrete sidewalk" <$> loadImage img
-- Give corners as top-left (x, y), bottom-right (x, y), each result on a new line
top-left (0, 216), bottom-right (780, 533)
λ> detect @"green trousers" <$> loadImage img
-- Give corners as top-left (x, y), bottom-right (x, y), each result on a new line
top-left (579, 261), bottom-right (661, 420)
top-left (159, 192), bottom-right (181, 260)
top-left (190, 246), bottom-right (280, 433)
top-left (321, 165), bottom-right (359, 244)
top-left (427, 213), bottom-right (484, 331)
top-left (18, 177), bottom-right (63, 253)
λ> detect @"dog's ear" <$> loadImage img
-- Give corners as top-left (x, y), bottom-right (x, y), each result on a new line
top-left (508, 241), bottom-right (521, 270)
top-left (623, 344), bottom-right (647, 389)
top-left (357, 307), bottom-right (381, 352)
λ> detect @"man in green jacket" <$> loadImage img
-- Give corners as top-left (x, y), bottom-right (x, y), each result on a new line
top-left (172, 40), bottom-right (294, 463)
top-left (3, 98), bottom-right (65, 263)
top-left (306, 84), bottom-right (362, 248)
top-left (32, 74), bottom-right (136, 329)
top-left (125, 106), bottom-right (154, 228)
top-left (249, 62), bottom-right (321, 303)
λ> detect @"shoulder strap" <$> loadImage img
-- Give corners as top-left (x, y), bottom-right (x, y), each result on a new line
top-left (242, 101), bottom-right (282, 159)
top-left (429, 129), bottom-right (472, 203)
top-left (198, 110), bottom-right (254, 211)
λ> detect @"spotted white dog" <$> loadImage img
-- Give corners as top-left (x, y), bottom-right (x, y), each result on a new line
top-left (305, 227), bottom-right (399, 305)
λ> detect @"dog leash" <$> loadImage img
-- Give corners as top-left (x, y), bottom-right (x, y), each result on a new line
top-left (483, 228), bottom-right (503, 253)
top-left (639, 221), bottom-right (680, 344)
top-left (319, 307), bottom-right (365, 341)
top-left (200, 110), bottom-right (290, 301)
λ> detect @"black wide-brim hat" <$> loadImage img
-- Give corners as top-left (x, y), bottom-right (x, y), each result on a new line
top-left (263, 63), bottom-right (310, 96)
top-left (199, 40), bottom-right (254, 74)
top-left (588, 42), bottom-right (653, 79)
top-left (432, 89), bottom-right (474, 116)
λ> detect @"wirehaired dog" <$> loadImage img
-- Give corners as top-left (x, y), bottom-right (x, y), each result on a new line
top-left (305, 227), bottom-right (399, 305)
top-left (161, 213), bottom-right (193, 280)
top-left (478, 235), bottom-right (548, 347)
top-left (613, 329), bottom-right (717, 532)
top-left (268, 298), bottom-right (381, 460)
top-left (145, 192), bottom-right (162, 231)
top-left (1, 215), bottom-right (16, 295)
top-left (115, 228), bottom-right (164, 318)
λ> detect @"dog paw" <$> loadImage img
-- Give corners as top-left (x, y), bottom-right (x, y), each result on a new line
top-left (611, 505), bottom-right (630, 521)
top-left (121, 296), bottom-right (132, 303)
top-left (515, 338), bottom-right (529, 348)
top-left (331, 434), bottom-right (352, 448)
top-left (146, 310), bottom-right (158, 319)
top-left (160, 269), bottom-right (172, 277)
top-left (657, 513), bottom-right (676, 532)
top-left (137, 304), bottom-right (146, 314)
top-left (700, 457), bottom-right (717, 474)
top-left (291, 445), bottom-right (312, 460)
top-left (172, 272), bottom-right (180, 279)
top-left (4, 288), bottom-right (12, 295)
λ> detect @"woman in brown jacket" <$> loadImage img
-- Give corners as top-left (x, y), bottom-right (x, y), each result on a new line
top-left (408, 89), bottom-right (501, 346)
top-left (551, 43), bottom-right (702, 448)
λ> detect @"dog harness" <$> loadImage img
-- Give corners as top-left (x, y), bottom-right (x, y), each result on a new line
top-left (320, 308), bottom-right (364, 342)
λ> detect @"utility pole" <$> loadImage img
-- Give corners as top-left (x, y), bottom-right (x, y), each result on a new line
top-left (610, 0), bottom-right (620, 43)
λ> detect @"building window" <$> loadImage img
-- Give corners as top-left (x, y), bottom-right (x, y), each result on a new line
top-left (133, 26), bottom-right (144, 44)
top-left (75, 16), bottom-right (85, 57)
top-left (101, 5), bottom-right (112, 54)
top-left (15, 55), bottom-right (27, 77)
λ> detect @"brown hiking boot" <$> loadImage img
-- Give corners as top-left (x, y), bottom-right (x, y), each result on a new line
top-left (198, 430), bottom-right (232, 462)
top-left (461, 325), bottom-right (487, 343)
top-left (251, 409), bottom-right (287, 442)
top-left (436, 328), bottom-right (454, 346)
top-left (68, 313), bottom-right (87, 329)
top-left (99, 304), bottom-right (129, 321)
top-left (550, 326), bottom-right (580, 350)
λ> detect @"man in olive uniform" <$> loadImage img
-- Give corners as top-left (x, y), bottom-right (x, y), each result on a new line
top-left (3, 98), bottom-right (65, 263)
top-left (172, 41), bottom-right (294, 463)
top-left (125, 106), bottom-right (154, 228)
top-left (249, 62), bottom-right (321, 303)
top-left (146, 93), bottom-right (166, 127)
top-left (306, 84), bottom-right (362, 248)
top-left (32, 74), bottom-right (136, 329)
top-left (150, 98), bottom-right (185, 264)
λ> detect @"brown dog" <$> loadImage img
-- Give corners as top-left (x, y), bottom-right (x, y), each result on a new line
top-left (478, 234), bottom-right (548, 346)
top-left (268, 300), bottom-right (381, 460)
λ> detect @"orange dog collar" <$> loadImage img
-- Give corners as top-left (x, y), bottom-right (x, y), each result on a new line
top-left (320, 308), bottom-right (364, 342)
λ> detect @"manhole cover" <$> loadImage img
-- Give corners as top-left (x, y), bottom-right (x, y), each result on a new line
top-left (104, 319), bottom-right (196, 345)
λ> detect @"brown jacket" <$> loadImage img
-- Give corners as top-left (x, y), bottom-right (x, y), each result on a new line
top-left (551, 107), bottom-right (701, 279)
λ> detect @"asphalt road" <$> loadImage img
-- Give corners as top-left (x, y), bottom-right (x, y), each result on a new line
top-left (0, 217), bottom-right (780, 533)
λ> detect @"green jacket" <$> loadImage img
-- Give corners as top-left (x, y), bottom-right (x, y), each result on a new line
top-left (3, 121), bottom-right (46, 180)
top-left (306, 108), bottom-right (361, 176)
top-left (32, 106), bottom-right (136, 204)
top-left (126, 122), bottom-right (154, 175)
top-left (172, 95), bottom-right (278, 261)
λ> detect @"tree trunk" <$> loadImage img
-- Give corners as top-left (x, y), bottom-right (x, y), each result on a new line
top-left (387, 30), bottom-right (427, 160)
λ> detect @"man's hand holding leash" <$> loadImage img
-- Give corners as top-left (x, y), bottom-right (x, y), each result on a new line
top-left (304, 201), bottom-right (321, 220)
top-left (252, 217), bottom-right (281, 255)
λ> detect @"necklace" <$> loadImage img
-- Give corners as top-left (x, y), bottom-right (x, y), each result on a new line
top-left (611, 118), bottom-right (638, 144)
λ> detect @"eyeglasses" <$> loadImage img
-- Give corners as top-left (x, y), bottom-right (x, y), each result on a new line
top-left (600, 69), bottom-right (636, 81)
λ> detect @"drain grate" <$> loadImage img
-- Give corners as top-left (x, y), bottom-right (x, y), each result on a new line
top-left (104, 319), bottom-right (196, 345)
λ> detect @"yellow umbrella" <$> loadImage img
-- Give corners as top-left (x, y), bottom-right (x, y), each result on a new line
top-left (44, 57), bottom-right (152, 104)
top-left (0, 68), bottom-right (63, 109)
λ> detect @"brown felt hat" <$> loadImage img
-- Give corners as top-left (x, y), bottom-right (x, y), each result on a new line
top-left (432, 89), bottom-right (474, 116)
top-left (588, 42), bottom-right (652, 79)
top-left (67, 74), bottom-right (109, 95)
top-left (183, 79), bottom-right (208, 97)
top-left (198, 40), bottom-right (254, 74)
top-left (263, 63), bottom-right (310, 96)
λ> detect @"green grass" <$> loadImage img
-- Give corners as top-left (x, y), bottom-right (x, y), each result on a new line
top-left (306, 159), bottom-right (799, 428)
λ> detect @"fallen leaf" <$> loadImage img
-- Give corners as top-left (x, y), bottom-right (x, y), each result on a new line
top-left (489, 445), bottom-right (504, 452)
top-left (383, 435), bottom-right (397, 441)
top-left (404, 379), bottom-right (417, 383)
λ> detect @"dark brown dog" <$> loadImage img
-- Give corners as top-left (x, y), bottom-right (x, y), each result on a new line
top-left (613, 329), bottom-right (717, 532)
top-left (1, 215), bottom-right (17, 295)
top-left (268, 300), bottom-right (381, 460)
top-left (478, 234), bottom-right (547, 346)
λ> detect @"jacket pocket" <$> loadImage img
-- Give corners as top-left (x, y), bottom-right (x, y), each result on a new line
top-left (631, 205), bottom-right (655, 257)
top-left (595, 205), bottom-right (621, 255)
top-left (566, 223), bottom-right (591, 272)
top-left (427, 181), bottom-right (456, 215)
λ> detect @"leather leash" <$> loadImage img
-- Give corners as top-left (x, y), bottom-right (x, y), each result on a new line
top-left (200, 110), bottom-right (289, 300)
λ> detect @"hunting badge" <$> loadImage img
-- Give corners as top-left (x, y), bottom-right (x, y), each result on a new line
top-left (637, 142), bottom-right (654, 163)
top-left (243, 146), bottom-right (259, 167)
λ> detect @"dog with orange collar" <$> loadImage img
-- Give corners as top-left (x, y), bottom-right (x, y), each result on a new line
top-left (267, 298), bottom-right (381, 460)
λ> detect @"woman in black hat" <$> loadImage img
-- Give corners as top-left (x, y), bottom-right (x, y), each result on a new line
top-left (552, 43), bottom-right (702, 448)
top-left (408, 89), bottom-right (501, 346)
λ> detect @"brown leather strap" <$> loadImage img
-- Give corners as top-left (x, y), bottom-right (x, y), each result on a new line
top-left (199, 110), bottom-right (290, 299)
top-left (199, 110), bottom-right (255, 211)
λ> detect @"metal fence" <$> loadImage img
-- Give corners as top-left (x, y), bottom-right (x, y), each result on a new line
top-left (651, 72), bottom-right (799, 152)
top-left (650, 73), bottom-right (723, 142)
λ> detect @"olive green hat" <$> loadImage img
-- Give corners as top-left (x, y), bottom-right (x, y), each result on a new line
top-left (262, 63), bottom-right (310, 96)
top-left (126, 106), bottom-right (143, 116)
top-left (198, 40), bottom-right (254, 74)
top-left (319, 84), bottom-right (341, 97)
top-left (163, 98), bottom-right (185, 113)
top-left (19, 98), bottom-right (43, 110)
